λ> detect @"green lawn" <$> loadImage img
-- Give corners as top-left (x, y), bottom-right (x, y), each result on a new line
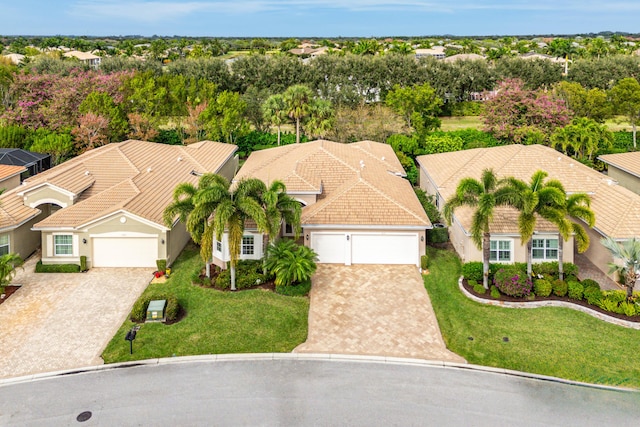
top-left (424, 247), bottom-right (640, 389)
top-left (440, 116), bottom-right (483, 131)
top-left (102, 245), bottom-right (309, 363)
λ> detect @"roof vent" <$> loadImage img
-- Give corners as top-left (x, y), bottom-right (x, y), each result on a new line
top-left (190, 170), bottom-right (203, 177)
top-left (359, 160), bottom-right (365, 169)
top-left (381, 156), bottom-right (385, 161)
top-left (84, 170), bottom-right (90, 176)
top-left (177, 156), bottom-right (182, 162)
top-left (147, 167), bottom-right (152, 173)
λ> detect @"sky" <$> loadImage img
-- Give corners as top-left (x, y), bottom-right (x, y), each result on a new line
top-left (3, 1), bottom-right (640, 38)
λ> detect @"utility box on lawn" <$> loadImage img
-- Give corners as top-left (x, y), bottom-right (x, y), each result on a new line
top-left (146, 300), bottom-right (166, 322)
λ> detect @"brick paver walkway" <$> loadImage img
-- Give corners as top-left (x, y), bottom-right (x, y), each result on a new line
top-left (295, 265), bottom-right (465, 363)
top-left (0, 255), bottom-right (152, 379)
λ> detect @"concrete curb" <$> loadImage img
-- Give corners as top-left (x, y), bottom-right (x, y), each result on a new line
top-left (458, 277), bottom-right (640, 330)
top-left (1, 353), bottom-right (635, 393)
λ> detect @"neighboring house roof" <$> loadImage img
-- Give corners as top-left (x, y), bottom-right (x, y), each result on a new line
top-left (288, 47), bottom-right (328, 56)
top-left (417, 144), bottom-right (640, 239)
top-left (443, 53), bottom-right (485, 62)
top-left (519, 52), bottom-right (565, 63)
top-left (3, 53), bottom-right (25, 64)
top-left (235, 140), bottom-right (431, 228)
top-left (63, 50), bottom-right (100, 61)
top-left (0, 140), bottom-right (237, 231)
top-left (598, 152), bottom-right (640, 179)
top-left (0, 165), bottom-right (26, 181)
top-left (0, 149), bottom-right (49, 168)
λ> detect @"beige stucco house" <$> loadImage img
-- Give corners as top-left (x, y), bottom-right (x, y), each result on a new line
top-left (417, 144), bottom-right (640, 278)
top-left (598, 151), bottom-right (640, 196)
top-left (0, 165), bottom-right (27, 193)
top-left (214, 140), bottom-right (431, 268)
top-left (0, 140), bottom-right (238, 268)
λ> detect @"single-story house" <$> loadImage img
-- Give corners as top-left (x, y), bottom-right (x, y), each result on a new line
top-left (0, 140), bottom-right (238, 267)
top-left (0, 165), bottom-right (27, 192)
top-left (0, 148), bottom-right (51, 179)
top-left (598, 151), bottom-right (640, 196)
top-left (417, 144), bottom-right (640, 278)
top-left (213, 140), bottom-right (432, 268)
top-left (63, 50), bottom-right (101, 68)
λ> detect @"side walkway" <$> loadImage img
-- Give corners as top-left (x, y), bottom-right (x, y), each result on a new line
top-left (295, 264), bottom-right (465, 363)
top-left (0, 255), bottom-right (151, 379)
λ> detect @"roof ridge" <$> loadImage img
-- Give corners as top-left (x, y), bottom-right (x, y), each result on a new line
top-left (357, 175), bottom-right (430, 224)
top-left (178, 144), bottom-right (211, 173)
top-left (115, 141), bottom-right (141, 174)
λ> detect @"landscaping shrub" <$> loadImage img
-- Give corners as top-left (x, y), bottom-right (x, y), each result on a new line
top-left (490, 285), bottom-right (501, 299)
top-left (620, 301), bottom-right (638, 317)
top-left (130, 294), bottom-right (180, 322)
top-left (567, 281), bottom-right (584, 300)
top-left (156, 259), bottom-right (167, 273)
top-left (602, 290), bottom-right (626, 304)
top-left (420, 254), bottom-right (429, 270)
top-left (584, 286), bottom-right (602, 306)
top-left (428, 226), bottom-right (449, 244)
top-left (581, 279), bottom-right (601, 291)
top-left (275, 279), bottom-right (312, 297)
top-left (214, 260), bottom-right (267, 290)
top-left (264, 240), bottom-right (318, 287)
top-left (35, 261), bottom-right (80, 273)
top-left (413, 187), bottom-right (441, 224)
top-left (532, 262), bottom-right (578, 280)
top-left (472, 282), bottom-right (486, 295)
top-left (462, 262), bottom-right (483, 282)
top-left (80, 256), bottom-right (87, 272)
top-left (534, 279), bottom-right (552, 297)
top-left (552, 279), bottom-right (568, 297)
top-left (493, 266), bottom-right (533, 297)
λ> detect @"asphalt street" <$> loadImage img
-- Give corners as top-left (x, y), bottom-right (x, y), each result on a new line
top-left (1, 356), bottom-right (638, 426)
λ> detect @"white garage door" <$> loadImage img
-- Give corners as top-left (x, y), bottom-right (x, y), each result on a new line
top-left (351, 233), bottom-right (418, 265)
top-left (311, 233), bottom-right (346, 264)
top-left (93, 237), bottom-right (157, 267)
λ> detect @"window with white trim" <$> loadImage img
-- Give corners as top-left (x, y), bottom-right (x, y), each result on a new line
top-left (216, 240), bottom-right (222, 253)
top-left (532, 238), bottom-right (558, 261)
top-left (283, 222), bottom-right (294, 236)
top-left (489, 239), bottom-right (512, 262)
top-left (0, 234), bottom-right (9, 256)
top-left (241, 236), bottom-right (254, 255)
top-left (54, 235), bottom-right (73, 256)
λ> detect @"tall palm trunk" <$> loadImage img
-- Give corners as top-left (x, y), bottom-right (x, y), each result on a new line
top-left (482, 232), bottom-right (491, 289)
top-left (558, 235), bottom-right (564, 281)
top-left (230, 263), bottom-right (237, 291)
top-left (295, 118), bottom-right (301, 143)
top-left (526, 239), bottom-right (533, 277)
top-left (625, 269), bottom-right (636, 299)
top-left (277, 124), bottom-right (281, 145)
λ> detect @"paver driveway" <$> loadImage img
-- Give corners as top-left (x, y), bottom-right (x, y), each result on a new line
top-left (0, 256), bottom-right (152, 379)
top-left (295, 264), bottom-right (465, 363)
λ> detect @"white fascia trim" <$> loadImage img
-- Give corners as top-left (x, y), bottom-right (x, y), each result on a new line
top-left (303, 224), bottom-right (429, 231)
top-left (78, 210), bottom-right (169, 232)
top-left (0, 210), bottom-right (42, 233)
top-left (596, 160), bottom-right (640, 180)
top-left (28, 198), bottom-right (68, 208)
top-left (17, 182), bottom-right (77, 199)
top-left (32, 226), bottom-right (75, 232)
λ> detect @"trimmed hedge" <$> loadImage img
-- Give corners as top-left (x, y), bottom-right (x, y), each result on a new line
top-left (214, 259), bottom-right (268, 290)
top-left (130, 295), bottom-right (180, 322)
top-left (275, 280), bottom-right (312, 297)
top-left (567, 281), bottom-right (584, 300)
top-left (533, 279), bottom-right (552, 297)
top-left (420, 255), bottom-right (429, 270)
top-left (552, 279), bottom-right (568, 297)
top-left (35, 261), bottom-right (80, 273)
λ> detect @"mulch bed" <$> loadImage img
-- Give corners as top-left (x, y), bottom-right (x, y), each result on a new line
top-left (0, 286), bottom-right (21, 305)
top-left (461, 279), bottom-right (640, 323)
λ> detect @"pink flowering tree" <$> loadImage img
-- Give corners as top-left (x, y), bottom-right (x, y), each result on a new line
top-left (72, 112), bottom-right (110, 153)
top-left (482, 79), bottom-right (572, 144)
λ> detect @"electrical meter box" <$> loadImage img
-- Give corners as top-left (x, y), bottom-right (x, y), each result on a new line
top-left (146, 299), bottom-right (166, 322)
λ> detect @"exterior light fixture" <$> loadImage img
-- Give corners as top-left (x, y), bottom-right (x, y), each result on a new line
top-left (161, 239), bottom-right (165, 244)
top-left (82, 238), bottom-right (87, 244)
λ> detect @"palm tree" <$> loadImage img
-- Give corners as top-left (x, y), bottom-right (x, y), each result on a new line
top-left (198, 176), bottom-right (268, 291)
top-left (0, 253), bottom-right (23, 294)
top-left (304, 99), bottom-right (334, 139)
top-left (261, 180), bottom-right (301, 245)
top-left (264, 239), bottom-right (318, 287)
top-left (600, 237), bottom-right (640, 299)
top-left (559, 193), bottom-right (595, 280)
top-left (505, 171), bottom-right (568, 277)
top-left (283, 84), bottom-right (313, 144)
top-left (262, 94), bottom-right (288, 145)
top-left (443, 168), bottom-right (517, 289)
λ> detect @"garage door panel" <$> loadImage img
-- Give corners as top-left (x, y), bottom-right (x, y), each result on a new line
top-left (93, 237), bottom-right (157, 268)
top-left (311, 233), bottom-right (345, 264)
top-left (351, 234), bottom-right (418, 265)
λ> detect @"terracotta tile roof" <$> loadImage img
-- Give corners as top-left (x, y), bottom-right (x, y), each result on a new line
top-left (417, 144), bottom-right (640, 238)
top-left (598, 152), bottom-right (640, 178)
top-left (236, 140), bottom-right (431, 228)
top-left (0, 193), bottom-right (40, 231)
top-left (0, 165), bottom-right (26, 181)
top-left (0, 140), bottom-right (237, 230)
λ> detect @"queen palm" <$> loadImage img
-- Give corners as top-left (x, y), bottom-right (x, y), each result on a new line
top-left (601, 237), bottom-right (640, 299)
top-left (443, 168), bottom-right (518, 289)
top-left (505, 171), bottom-right (568, 277)
top-left (262, 94), bottom-right (288, 145)
top-left (558, 193), bottom-right (595, 280)
top-left (261, 180), bottom-right (302, 245)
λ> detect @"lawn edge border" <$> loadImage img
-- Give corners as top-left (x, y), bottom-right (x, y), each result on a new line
top-left (458, 276), bottom-right (640, 330)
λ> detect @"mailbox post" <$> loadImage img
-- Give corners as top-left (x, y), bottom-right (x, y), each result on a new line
top-left (124, 327), bottom-right (138, 354)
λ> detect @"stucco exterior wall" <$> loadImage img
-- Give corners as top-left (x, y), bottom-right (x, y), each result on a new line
top-left (212, 229), bottom-right (264, 270)
top-left (216, 154), bottom-right (239, 181)
top-left (607, 167), bottom-right (640, 195)
top-left (0, 174), bottom-right (22, 192)
top-left (22, 186), bottom-right (74, 208)
top-left (10, 215), bottom-right (43, 260)
top-left (166, 220), bottom-right (190, 266)
top-left (581, 226), bottom-right (613, 278)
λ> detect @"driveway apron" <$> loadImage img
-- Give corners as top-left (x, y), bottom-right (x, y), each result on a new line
top-left (295, 264), bottom-right (465, 363)
top-left (0, 256), bottom-right (152, 379)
